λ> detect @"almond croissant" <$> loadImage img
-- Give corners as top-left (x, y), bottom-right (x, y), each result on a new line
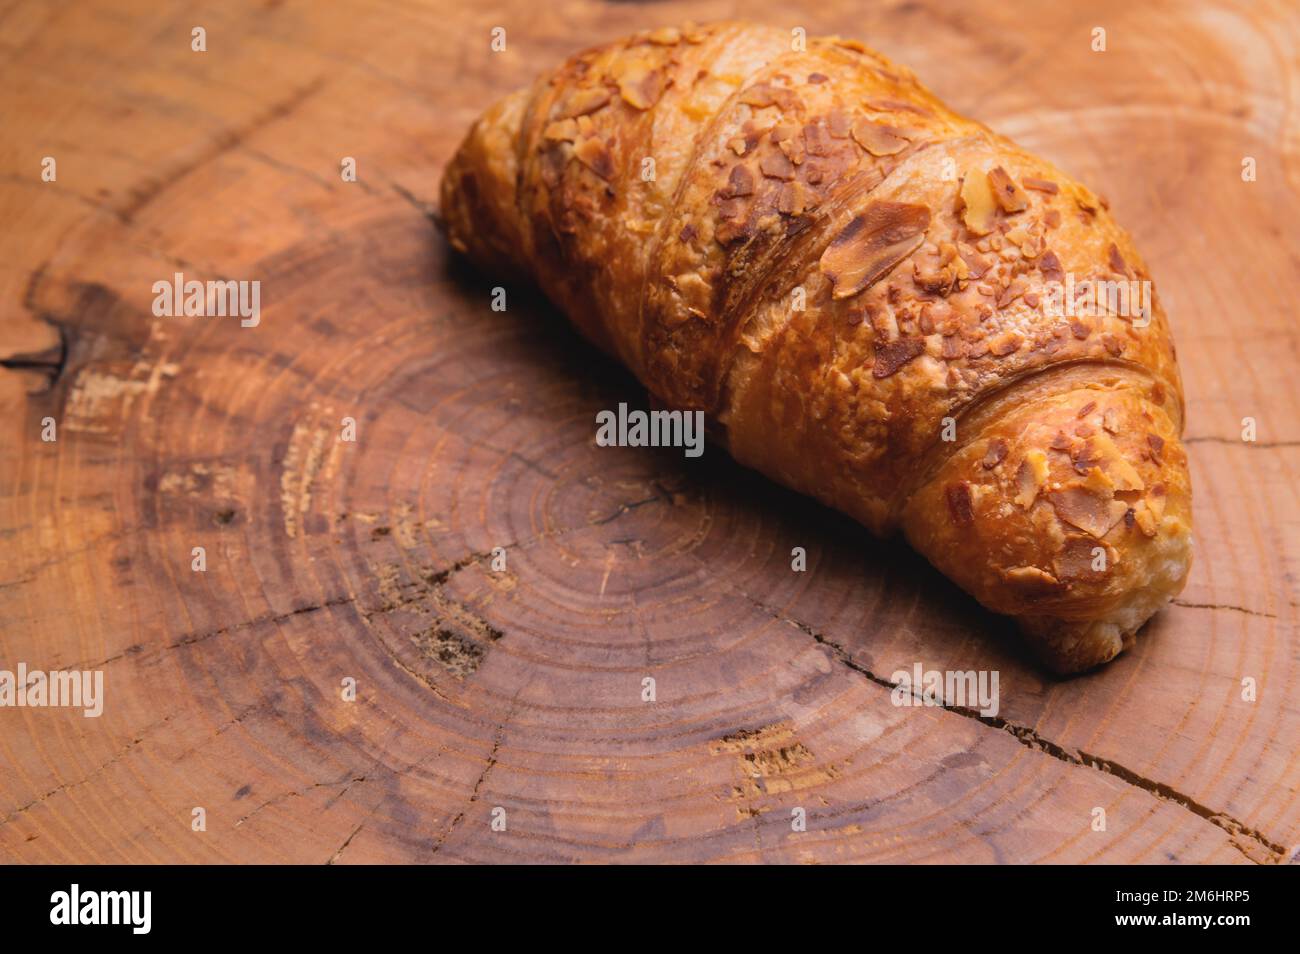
top-left (439, 21), bottom-right (1192, 673)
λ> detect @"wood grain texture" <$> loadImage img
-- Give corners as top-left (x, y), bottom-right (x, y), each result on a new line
top-left (0, 0), bottom-right (1297, 864)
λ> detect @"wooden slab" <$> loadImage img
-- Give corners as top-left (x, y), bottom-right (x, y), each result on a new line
top-left (1, 0), bottom-right (1297, 864)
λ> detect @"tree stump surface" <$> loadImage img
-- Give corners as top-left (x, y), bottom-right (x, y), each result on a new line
top-left (1, 0), bottom-right (1297, 864)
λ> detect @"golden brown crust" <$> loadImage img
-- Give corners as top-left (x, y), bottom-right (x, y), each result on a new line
top-left (439, 20), bottom-right (1193, 673)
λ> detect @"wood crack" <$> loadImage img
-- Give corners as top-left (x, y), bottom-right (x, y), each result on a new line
top-left (1184, 436), bottom-right (1300, 448)
top-left (429, 700), bottom-right (514, 857)
top-left (326, 822), bottom-right (366, 865)
top-left (742, 593), bottom-right (1289, 864)
top-left (390, 181), bottom-right (441, 228)
top-left (236, 772), bottom-right (370, 829)
top-left (0, 714), bottom-right (176, 828)
top-left (117, 76), bottom-right (329, 222)
top-left (68, 595), bottom-right (358, 672)
top-left (1173, 599), bottom-right (1278, 619)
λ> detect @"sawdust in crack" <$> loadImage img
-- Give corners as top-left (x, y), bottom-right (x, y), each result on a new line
top-left (367, 559), bottom-right (505, 679)
top-left (373, 563), bottom-right (408, 612)
top-left (710, 723), bottom-right (798, 754)
top-left (411, 627), bottom-right (486, 678)
top-left (159, 461), bottom-right (237, 496)
top-left (64, 361), bottom-right (179, 434)
top-left (280, 414), bottom-right (331, 538)
top-left (391, 502), bottom-right (424, 549)
top-left (711, 722), bottom-right (843, 800)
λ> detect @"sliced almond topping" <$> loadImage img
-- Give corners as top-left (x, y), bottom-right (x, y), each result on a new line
top-left (1022, 177), bottom-right (1059, 194)
top-left (803, 122), bottom-right (833, 156)
top-left (989, 331), bottom-right (1022, 356)
top-left (777, 133), bottom-right (805, 165)
top-left (1133, 502), bottom-right (1158, 537)
top-left (959, 170), bottom-right (998, 235)
top-left (945, 481), bottom-right (975, 526)
top-left (820, 202), bottom-right (931, 300)
top-left (913, 253), bottom-right (957, 295)
top-left (647, 27), bottom-right (681, 45)
top-left (1005, 226), bottom-right (1031, 248)
top-left (959, 247), bottom-right (990, 279)
top-left (827, 109), bottom-right (851, 138)
top-left (1073, 185), bottom-right (1100, 214)
top-left (1070, 437), bottom-right (1101, 475)
top-left (1055, 535), bottom-right (1109, 580)
top-left (726, 164), bottom-right (755, 197)
top-left (1049, 487), bottom-right (1129, 538)
top-left (563, 87), bottom-right (612, 118)
top-left (1107, 242), bottom-right (1128, 275)
top-left (1102, 407), bottom-right (1121, 433)
top-left (1014, 450), bottom-right (1049, 508)
top-left (1038, 249), bottom-right (1065, 284)
top-left (851, 118), bottom-right (907, 156)
top-left (616, 63), bottom-right (666, 110)
top-left (1004, 565), bottom-right (1066, 596)
top-left (717, 195), bottom-right (746, 221)
top-left (864, 98), bottom-right (931, 116)
top-left (1090, 433), bottom-right (1144, 491)
top-left (872, 336), bottom-right (926, 378)
top-left (1081, 465), bottom-right (1115, 496)
top-left (996, 282), bottom-right (1025, 310)
top-left (573, 136), bottom-right (615, 179)
top-left (987, 166), bottom-right (1029, 213)
top-left (544, 118), bottom-right (580, 141)
top-left (777, 181), bottom-right (809, 215)
top-left (771, 121), bottom-right (799, 141)
top-left (740, 83), bottom-right (797, 111)
top-left (760, 152), bottom-right (796, 181)
top-left (1017, 230), bottom-right (1043, 259)
top-left (918, 305), bottom-right (937, 334)
top-left (982, 438), bottom-right (1009, 469)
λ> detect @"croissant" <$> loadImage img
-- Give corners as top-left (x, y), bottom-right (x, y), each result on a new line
top-left (439, 21), bottom-right (1192, 673)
